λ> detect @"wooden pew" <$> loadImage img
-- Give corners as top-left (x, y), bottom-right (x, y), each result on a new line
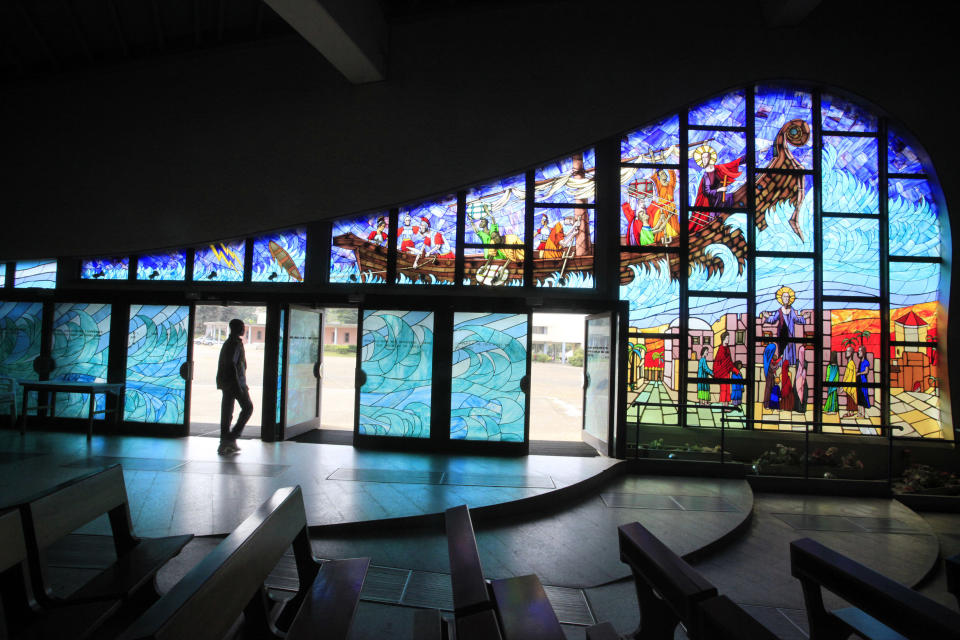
top-left (0, 508), bottom-right (121, 640)
top-left (617, 521), bottom-right (718, 640)
top-left (445, 505), bottom-right (564, 640)
top-left (116, 485), bottom-right (369, 640)
top-left (696, 595), bottom-right (783, 640)
top-left (790, 537), bottom-right (960, 640)
top-left (445, 505), bottom-right (502, 640)
top-left (946, 553), bottom-right (959, 609)
top-left (16, 465), bottom-right (193, 607)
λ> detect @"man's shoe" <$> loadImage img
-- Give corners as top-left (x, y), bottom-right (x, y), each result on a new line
top-left (227, 440), bottom-right (241, 453)
top-left (217, 443), bottom-right (233, 455)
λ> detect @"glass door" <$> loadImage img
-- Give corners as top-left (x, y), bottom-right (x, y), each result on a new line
top-left (125, 304), bottom-right (191, 426)
top-left (450, 312), bottom-right (529, 442)
top-left (283, 306), bottom-right (323, 438)
top-left (583, 312), bottom-right (615, 454)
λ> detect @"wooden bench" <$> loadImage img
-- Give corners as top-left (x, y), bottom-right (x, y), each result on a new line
top-left (16, 464), bottom-right (193, 607)
top-left (617, 521), bottom-right (718, 640)
top-left (0, 508), bottom-right (121, 640)
top-left (790, 537), bottom-right (960, 640)
top-left (445, 505), bottom-right (563, 640)
top-left (946, 553), bottom-right (959, 609)
top-left (696, 595), bottom-right (783, 640)
top-left (116, 485), bottom-right (369, 640)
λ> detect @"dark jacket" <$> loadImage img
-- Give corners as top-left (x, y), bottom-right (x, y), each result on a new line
top-left (216, 335), bottom-right (248, 392)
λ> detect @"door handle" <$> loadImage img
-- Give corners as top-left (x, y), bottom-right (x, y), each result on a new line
top-left (583, 373), bottom-right (590, 390)
top-left (179, 361), bottom-right (193, 381)
top-left (519, 375), bottom-right (529, 394)
top-left (313, 362), bottom-right (323, 379)
top-left (357, 369), bottom-right (367, 387)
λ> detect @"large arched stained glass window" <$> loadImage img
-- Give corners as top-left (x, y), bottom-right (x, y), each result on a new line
top-left (621, 84), bottom-right (948, 440)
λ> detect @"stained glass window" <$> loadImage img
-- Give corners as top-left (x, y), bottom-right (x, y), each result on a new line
top-left (396, 197), bottom-right (457, 286)
top-left (137, 250), bottom-right (187, 281)
top-left (252, 228), bottom-right (306, 283)
top-left (125, 305), bottom-right (189, 424)
top-left (619, 84), bottom-right (946, 440)
top-left (464, 175), bottom-right (525, 287)
top-left (755, 85), bottom-right (813, 169)
top-left (534, 150), bottom-right (596, 205)
top-left (15, 260), bottom-right (57, 289)
top-left (621, 114), bottom-right (680, 164)
top-left (450, 312), bottom-right (527, 442)
top-left (888, 128), bottom-right (923, 174)
top-left (359, 310), bottom-right (433, 437)
top-left (51, 303), bottom-right (111, 419)
top-left (0, 264), bottom-right (5, 287)
top-left (822, 136), bottom-right (879, 213)
top-left (81, 258), bottom-right (128, 281)
top-left (889, 178), bottom-right (939, 257)
top-left (0, 302), bottom-right (43, 391)
top-left (689, 90), bottom-right (746, 128)
top-left (194, 240), bottom-right (245, 282)
top-left (821, 94), bottom-right (877, 132)
top-left (330, 212), bottom-right (389, 284)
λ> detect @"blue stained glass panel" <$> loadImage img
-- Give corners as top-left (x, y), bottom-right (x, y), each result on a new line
top-left (330, 212), bottom-right (389, 284)
top-left (688, 90), bottom-right (746, 127)
top-left (359, 310), bottom-right (433, 438)
top-left (756, 257), bottom-right (814, 320)
top-left (621, 114), bottom-right (679, 164)
top-left (397, 196), bottom-right (457, 286)
top-left (81, 257), bottom-right (128, 281)
top-left (51, 303), bottom-right (111, 419)
top-left (687, 130), bottom-right (747, 207)
top-left (533, 208), bottom-right (595, 289)
top-left (620, 252), bottom-right (679, 331)
top-left (689, 213), bottom-right (747, 294)
top-left (821, 94), bottom-right (877, 132)
top-left (620, 167), bottom-right (679, 246)
top-left (125, 305), bottom-right (188, 424)
top-left (755, 174), bottom-right (814, 252)
top-left (889, 178), bottom-right (939, 258)
top-left (252, 228), bottom-right (306, 283)
top-left (890, 261), bottom-right (940, 305)
top-left (451, 312), bottom-right (527, 442)
top-left (823, 218), bottom-right (879, 297)
top-left (137, 250), bottom-right (187, 281)
top-left (15, 260), bottom-right (57, 289)
top-left (0, 302), bottom-right (43, 393)
top-left (755, 85), bottom-right (813, 169)
top-left (0, 264), bottom-right (5, 287)
top-left (888, 129), bottom-right (923, 174)
top-left (688, 296), bottom-right (747, 329)
top-left (194, 240), bottom-right (245, 282)
top-left (534, 149), bottom-right (596, 204)
top-left (822, 136), bottom-right (879, 214)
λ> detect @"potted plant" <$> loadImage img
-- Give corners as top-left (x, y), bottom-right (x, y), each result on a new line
top-left (753, 444), bottom-right (804, 476)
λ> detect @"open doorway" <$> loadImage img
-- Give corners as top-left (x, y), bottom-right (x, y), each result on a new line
top-left (529, 312), bottom-right (586, 441)
top-left (190, 304), bottom-right (265, 438)
top-left (319, 307), bottom-right (358, 431)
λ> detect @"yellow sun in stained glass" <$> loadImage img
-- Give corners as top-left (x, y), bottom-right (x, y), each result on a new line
top-left (693, 144), bottom-right (718, 168)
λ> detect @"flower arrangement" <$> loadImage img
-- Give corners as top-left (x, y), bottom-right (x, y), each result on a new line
top-left (900, 464), bottom-right (960, 494)
top-left (806, 447), bottom-right (864, 469)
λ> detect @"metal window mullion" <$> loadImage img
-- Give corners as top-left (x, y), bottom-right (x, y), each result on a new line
top-left (812, 90), bottom-right (824, 433)
top-left (455, 192), bottom-right (466, 286)
top-left (525, 171), bottom-right (534, 287)
top-left (879, 117), bottom-right (891, 439)
top-left (679, 114), bottom-right (690, 427)
top-left (745, 87), bottom-right (756, 430)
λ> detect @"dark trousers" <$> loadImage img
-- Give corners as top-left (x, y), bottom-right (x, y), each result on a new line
top-left (221, 387), bottom-right (254, 441)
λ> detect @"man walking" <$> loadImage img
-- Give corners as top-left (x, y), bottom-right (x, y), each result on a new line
top-left (216, 318), bottom-right (253, 455)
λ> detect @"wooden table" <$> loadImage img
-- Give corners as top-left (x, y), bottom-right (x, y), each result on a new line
top-left (19, 380), bottom-right (125, 440)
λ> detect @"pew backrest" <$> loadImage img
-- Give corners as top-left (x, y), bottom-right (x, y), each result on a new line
top-left (697, 595), bottom-right (783, 640)
top-left (618, 521), bottom-right (717, 621)
top-left (446, 505), bottom-right (492, 615)
top-left (946, 553), bottom-right (959, 608)
top-left (790, 537), bottom-right (960, 640)
top-left (0, 509), bottom-right (26, 574)
top-left (117, 486), bottom-right (313, 640)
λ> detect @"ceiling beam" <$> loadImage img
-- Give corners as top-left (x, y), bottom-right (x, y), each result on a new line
top-left (762, 0), bottom-right (823, 27)
top-left (262, 0), bottom-right (385, 83)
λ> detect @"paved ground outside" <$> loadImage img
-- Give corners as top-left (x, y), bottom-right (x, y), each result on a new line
top-left (189, 346), bottom-right (585, 441)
